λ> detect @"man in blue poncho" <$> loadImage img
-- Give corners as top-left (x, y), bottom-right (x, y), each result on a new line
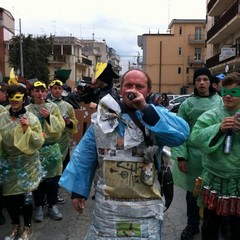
top-left (60, 69), bottom-right (190, 239)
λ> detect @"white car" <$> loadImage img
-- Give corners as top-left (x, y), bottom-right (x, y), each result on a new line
top-left (168, 94), bottom-right (191, 113)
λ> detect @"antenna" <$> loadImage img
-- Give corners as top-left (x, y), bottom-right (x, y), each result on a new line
top-left (168, 0), bottom-right (171, 24)
top-left (52, 20), bottom-right (56, 35)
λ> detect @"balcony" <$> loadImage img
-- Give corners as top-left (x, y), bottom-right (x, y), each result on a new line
top-left (188, 34), bottom-right (206, 44)
top-left (206, 44), bottom-right (240, 68)
top-left (188, 56), bottom-right (205, 65)
top-left (207, 1), bottom-right (240, 44)
top-left (207, 0), bottom-right (235, 16)
top-left (48, 55), bottom-right (66, 63)
top-left (76, 57), bottom-right (92, 66)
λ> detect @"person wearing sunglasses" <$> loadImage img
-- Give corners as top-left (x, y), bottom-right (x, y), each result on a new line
top-left (190, 72), bottom-right (240, 239)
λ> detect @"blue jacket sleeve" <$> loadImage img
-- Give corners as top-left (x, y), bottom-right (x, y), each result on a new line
top-left (142, 104), bottom-right (190, 147)
top-left (59, 125), bottom-right (98, 199)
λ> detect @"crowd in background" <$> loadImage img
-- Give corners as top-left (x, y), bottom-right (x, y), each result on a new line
top-left (0, 65), bottom-right (240, 240)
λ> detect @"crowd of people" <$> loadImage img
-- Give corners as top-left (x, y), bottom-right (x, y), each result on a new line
top-left (0, 64), bottom-right (240, 240)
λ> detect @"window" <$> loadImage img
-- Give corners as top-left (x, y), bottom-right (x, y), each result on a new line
top-left (186, 67), bottom-right (189, 74)
top-left (63, 45), bottom-right (72, 55)
top-left (194, 48), bottom-right (201, 61)
top-left (195, 27), bottom-right (202, 40)
top-left (178, 47), bottom-right (182, 56)
top-left (53, 45), bottom-right (61, 55)
top-left (178, 67), bottom-right (181, 74)
top-left (179, 26), bottom-right (182, 35)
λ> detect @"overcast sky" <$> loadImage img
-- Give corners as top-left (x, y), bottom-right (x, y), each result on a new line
top-left (1, 0), bottom-right (206, 72)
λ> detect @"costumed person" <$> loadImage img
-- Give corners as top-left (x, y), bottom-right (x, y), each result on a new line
top-left (0, 84), bottom-right (44, 240)
top-left (26, 81), bottom-right (65, 222)
top-left (0, 105), bottom-right (7, 225)
top-left (190, 72), bottom-right (240, 240)
top-left (171, 67), bottom-right (223, 240)
top-left (0, 83), bottom-right (8, 107)
top-left (48, 79), bottom-right (78, 203)
top-left (89, 62), bottom-right (120, 109)
top-left (59, 69), bottom-right (190, 239)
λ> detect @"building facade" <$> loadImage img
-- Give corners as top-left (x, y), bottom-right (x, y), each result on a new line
top-left (138, 19), bottom-right (206, 94)
top-left (0, 7), bottom-right (14, 80)
top-left (206, 0), bottom-right (240, 75)
top-left (49, 36), bottom-right (93, 85)
top-left (0, 8), bottom-right (120, 86)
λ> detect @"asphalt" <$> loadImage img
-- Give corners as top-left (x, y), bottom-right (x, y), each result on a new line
top-left (0, 185), bottom-right (205, 240)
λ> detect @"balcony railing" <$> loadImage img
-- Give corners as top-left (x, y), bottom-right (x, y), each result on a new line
top-left (82, 58), bottom-right (92, 66)
top-left (48, 55), bottom-right (65, 63)
top-left (188, 34), bottom-right (206, 44)
top-left (188, 56), bottom-right (205, 65)
top-left (207, 1), bottom-right (239, 42)
top-left (206, 44), bottom-right (240, 68)
top-left (76, 57), bottom-right (92, 66)
top-left (207, 0), bottom-right (218, 13)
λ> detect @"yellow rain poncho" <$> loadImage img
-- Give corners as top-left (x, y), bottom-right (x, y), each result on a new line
top-left (47, 99), bottom-right (78, 160)
top-left (0, 111), bottom-right (44, 196)
top-left (26, 102), bottom-right (65, 178)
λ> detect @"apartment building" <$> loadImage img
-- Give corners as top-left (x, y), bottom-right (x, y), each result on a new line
top-left (80, 39), bottom-right (121, 75)
top-left (206, 0), bottom-right (240, 74)
top-left (0, 7), bottom-right (14, 79)
top-left (138, 19), bottom-right (206, 94)
top-left (49, 36), bottom-right (93, 85)
top-left (0, 7), bottom-right (120, 86)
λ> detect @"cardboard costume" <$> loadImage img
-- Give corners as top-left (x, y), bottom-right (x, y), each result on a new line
top-left (60, 94), bottom-right (190, 239)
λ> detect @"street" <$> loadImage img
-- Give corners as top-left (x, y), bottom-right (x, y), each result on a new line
top-left (0, 185), bottom-right (205, 240)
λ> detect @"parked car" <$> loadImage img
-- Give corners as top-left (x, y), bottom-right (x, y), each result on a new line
top-left (168, 94), bottom-right (191, 113)
top-left (167, 94), bottom-right (180, 101)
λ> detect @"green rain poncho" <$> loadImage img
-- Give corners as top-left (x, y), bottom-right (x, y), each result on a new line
top-left (26, 102), bottom-right (65, 178)
top-left (47, 99), bottom-right (78, 160)
top-left (0, 111), bottom-right (44, 196)
top-left (190, 106), bottom-right (240, 209)
top-left (171, 93), bottom-right (222, 192)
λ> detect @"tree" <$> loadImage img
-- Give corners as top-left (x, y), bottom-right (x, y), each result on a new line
top-left (8, 34), bottom-right (53, 83)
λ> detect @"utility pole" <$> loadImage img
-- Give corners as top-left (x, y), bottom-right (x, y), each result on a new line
top-left (19, 18), bottom-right (24, 77)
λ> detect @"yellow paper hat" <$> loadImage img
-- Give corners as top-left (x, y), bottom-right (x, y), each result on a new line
top-left (95, 62), bottom-right (108, 80)
top-left (94, 62), bottom-right (119, 85)
top-left (8, 68), bottom-right (19, 86)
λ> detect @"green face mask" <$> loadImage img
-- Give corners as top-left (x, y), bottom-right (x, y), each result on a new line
top-left (221, 87), bottom-right (240, 97)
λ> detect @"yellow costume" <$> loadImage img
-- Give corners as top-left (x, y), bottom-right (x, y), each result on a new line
top-left (0, 111), bottom-right (44, 195)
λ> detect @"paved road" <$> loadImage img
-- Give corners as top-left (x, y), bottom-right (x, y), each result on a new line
top-left (1, 185), bottom-right (206, 240)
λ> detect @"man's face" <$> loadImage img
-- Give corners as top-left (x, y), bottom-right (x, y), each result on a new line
top-left (32, 88), bottom-right (47, 104)
top-left (120, 70), bottom-right (151, 107)
top-left (50, 85), bottom-right (63, 98)
top-left (195, 74), bottom-right (210, 96)
top-left (96, 79), bottom-right (108, 89)
top-left (222, 84), bottom-right (240, 111)
top-left (0, 91), bottom-right (7, 103)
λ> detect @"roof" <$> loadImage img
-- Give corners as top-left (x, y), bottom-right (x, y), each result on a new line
top-left (168, 19), bottom-right (206, 28)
